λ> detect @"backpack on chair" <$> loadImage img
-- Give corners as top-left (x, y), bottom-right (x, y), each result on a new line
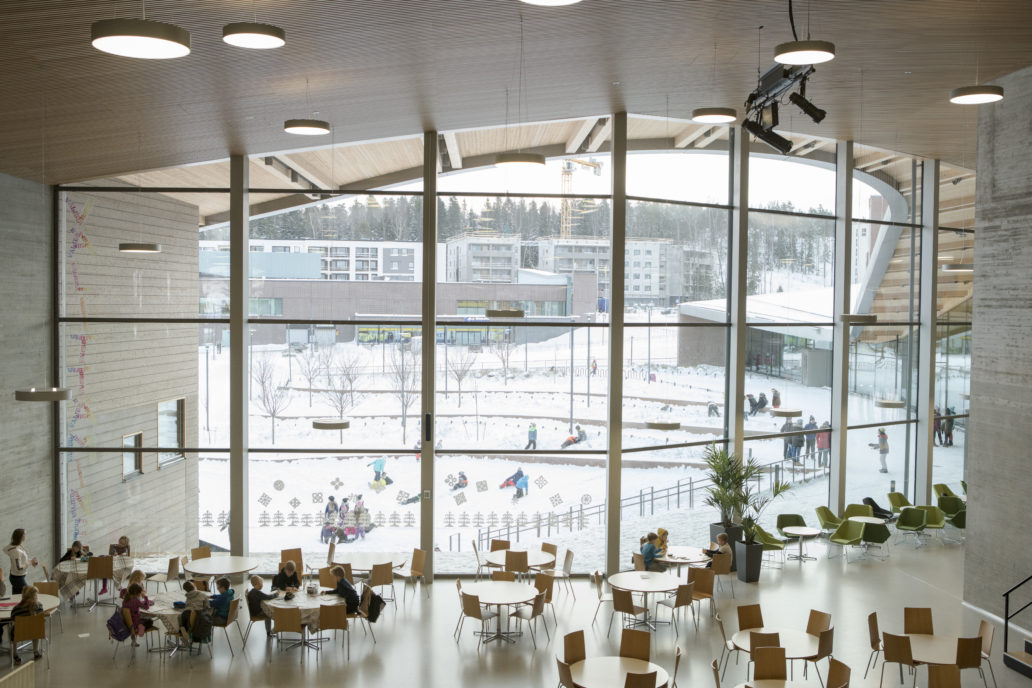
top-left (106, 609), bottom-right (132, 642)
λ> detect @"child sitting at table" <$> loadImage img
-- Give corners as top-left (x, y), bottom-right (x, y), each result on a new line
top-left (59, 540), bottom-right (89, 563)
top-left (246, 575), bottom-right (279, 637)
top-left (639, 532), bottom-right (667, 571)
top-left (320, 565), bottom-right (359, 614)
top-left (272, 561), bottom-right (300, 592)
top-left (120, 570), bottom-right (147, 600)
top-left (178, 580), bottom-right (209, 637)
top-left (8, 584), bottom-right (44, 663)
top-left (702, 533), bottom-right (732, 567)
top-left (209, 577), bottom-right (235, 625)
top-left (122, 582), bottom-right (154, 642)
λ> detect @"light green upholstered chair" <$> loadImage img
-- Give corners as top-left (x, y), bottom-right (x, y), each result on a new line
top-left (828, 520), bottom-right (865, 561)
top-left (886, 492), bottom-right (912, 513)
top-left (938, 495), bottom-right (965, 519)
top-left (776, 514), bottom-right (807, 539)
top-left (932, 483), bottom-right (956, 500)
top-left (815, 506), bottom-right (842, 535)
top-left (862, 523), bottom-right (892, 559)
top-left (843, 503), bottom-right (874, 520)
top-left (895, 507), bottom-right (927, 545)
top-left (754, 525), bottom-right (787, 565)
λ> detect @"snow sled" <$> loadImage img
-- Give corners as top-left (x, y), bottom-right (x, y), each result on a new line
top-left (499, 478), bottom-right (516, 489)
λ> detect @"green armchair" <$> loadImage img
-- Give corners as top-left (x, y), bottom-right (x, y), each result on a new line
top-left (843, 503), bottom-right (874, 520)
top-left (777, 514), bottom-right (807, 539)
top-left (938, 495), bottom-right (965, 519)
top-left (895, 507), bottom-right (927, 544)
top-left (829, 520), bottom-right (865, 562)
top-left (862, 523), bottom-right (892, 559)
top-left (933, 483), bottom-right (956, 500)
top-left (815, 506), bottom-right (842, 534)
top-left (886, 492), bottom-right (912, 513)
top-left (917, 505), bottom-right (947, 540)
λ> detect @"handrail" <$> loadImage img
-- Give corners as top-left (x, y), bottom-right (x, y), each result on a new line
top-left (1003, 573), bottom-right (1032, 596)
top-left (1002, 573), bottom-right (1032, 652)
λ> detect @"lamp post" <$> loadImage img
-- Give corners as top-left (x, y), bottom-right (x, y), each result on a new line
top-left (205, 344), bottom-right (211, 435)
top-left (569, 324), bottom-right (574, 434)
top-left (248, 328), bottom-right (256, 400)
top-left (647, 304), bottom-right (652, 384)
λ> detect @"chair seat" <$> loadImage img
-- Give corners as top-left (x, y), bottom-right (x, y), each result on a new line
top-left (479, 609), bottom-right (500, 620)
top-left (657, 597), bottom-right (682, 609)
top-left (147, 573), bottom-right (168, 582)
top-left (542, 569), bottom-right (569, 579)
top-left (692, 591), bottom-right (713, 602)
top-left (512, 606), bottom-right (537, 621)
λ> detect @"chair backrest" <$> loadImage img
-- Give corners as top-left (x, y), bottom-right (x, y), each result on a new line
top-left (867, 612), bottom-right (881, 651)
top-left (917, 505), bottom-right (946, 527)
top-left (689, 566), bottom-right (714, 595)
top-left (86, 555), bottom-right (114, 579)
top-left (898, 507), bottom-right (927, 528)
top-left (815, 505), bottom-right (842, 528)
top-left (327, 541), bottom-right (336, 566)
top-left (41, 563), bottom-right (51, 582)
top-left (319, 566), bottom-right (336, 588)
top-left (831, 519), bottom-right (865, 543)
top-left (541, 542), bottom-right (558, 556)
top-left (491, 571), bottom-right (516, 582)
top-left (557, 658), bottom-right (577, 688)
top-left (320, 603), bottom-right (349, 631)
top-left (191, 546), bottom-right (211, 560)
top-left (938, 495), bottom-right (965, 517)
top-left (956, 636), bottom-right (983, 669)
top-left (631, 553), bottom-right (646, 571)
top-left (711, 552), bottom-right (732, 575)
top-left (192, 578), bottom-right (210, 592)
top-left (562, 549), bottom-right (574, 574)
top-left (410, 548), bottom-right (427, 576)
top-left (612, 588), bottom-right (638, 615)
top-left (750, 631), bottom-right (780, 651)
top-left (806, 609), bottom-right (832, 635)
top-left (950, 509), bottom-right (967, 528)
top-left (369, 562), bottom-right (394, 587)
top-left (882, 632), bottom-right (915, 665)
top-left (505, 549), bottom-right (529, 573)
top-left (226, 598), bottom-right (240, 623)
top-left (12, 613), bottom-right (46, 642)
top-left (460, 592), bottom-right (485, 620)
top-left (903, 607), bottom-right (934, 635)
top-left (529, 590), bottom-right (546, 618)
top-left (933, 483), bottom-right (956, 499)
top-left (814, 627), bottom-right (835, 660)
top-left (35, 581), bottom-right (58, 597)
top-left (673, 646), bottom-right (682, 685)
top-left (737, 603), bottom-right (764, 631)
top-left (843, 503), bottom-right (874, 519)
top-left (673, 582), bottom-right (694, 608)
top-left (862, 523), bottom-right (892, 545)
top-left (471, 539), bottom-right (481, 565)
top-left (928, 664), bottom-right (962, 688)
top-left (753, 646), bottom-right (787, 680)
top-left (121, 608), bottom-right (134, 631)
top-left (341, 563), bottom-right (355, 584)
top-left (534, 572), bottom-right (555, 603)
top-left (592, 571), bottom-right (606, 601)
top-left (619, 628), bottom-right (650, 661)
top-left (777, 513), bottom-right (806, 532)
top-left (711, 658), bottom-right (721, 688)
top-left (564, 629), bottom-right (586, 664)
top-left (827, 657), bottom-right (851, 688)
top-left (166, 556), bottom-right (180, 579)
top-left (979, 620), bottom-right (995, 657)
top-left (281, 548), bottom-right (304, 577)
top-left (357, 586), bottom-right (372, 617)
top-left (887, 492), bottom-right (912, 512)
top-left (273, 606), bottom-right (302, 634)
top-left (489, 539), bottom-right (510, 552)
top-left (715, 614), bottom-right (729, 643)
top-left (623, 672), bottom-right (657, 688)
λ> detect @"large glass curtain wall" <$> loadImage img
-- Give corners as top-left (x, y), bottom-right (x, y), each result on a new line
top-left (54, 118), bottom-right (963, 575)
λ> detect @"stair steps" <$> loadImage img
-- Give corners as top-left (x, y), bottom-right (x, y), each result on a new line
top-left (1003, 638), bottom-right (1032, 679)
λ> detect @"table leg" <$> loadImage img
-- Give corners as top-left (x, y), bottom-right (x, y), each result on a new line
top-left (788, 536), bottom-right (816, 562)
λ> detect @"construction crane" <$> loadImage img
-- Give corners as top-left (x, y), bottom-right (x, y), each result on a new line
top-left (560, 158), bottom-right (602, 238)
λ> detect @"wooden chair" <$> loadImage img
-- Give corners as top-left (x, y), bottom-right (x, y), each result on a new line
top-left (491, 571), bottom-right (516, 582)
top-left (978, 620), bottom-right (999, 688)
top-left (712, 658), bottom-right (721, 688)
top-left (754, 646), bottom-right (788, 681)
top-left (657, 582), bottom-right (697, 635)
top-left (369, 562), bottom-right (397, 604)
top-left (319, 603), bottom-right (350, 661)
top-left (272, 606), bottom-right (306, 663)
top-left (544, 549), bottom-right (575, 598)
top-left (591, 571), bottom-right (613, 625)
top-left (688, 567), bottom-right (716, 615)
top-left (532, 572), bottom-right (557, 626)
top-left (11, 613), bottom-right (48, 669)
top-left (711, 552), bottom-right (735, 597)
top-left (147, 556), bottom-right (180, 593)
top-left (348, 586), bottom-right (376, 644)
top-left (342, 563), bottom-right (356, 585)
top-left (191, 546), bottom-right (211, 560)
top-left (619, 627), bottom-right (651, 661)
top-left (459, 592), bottom-right (498, 651)
top-left (803, 627), bottom-right (835, 685)
top-left (84, 555), bottom-right (115, 610)
top-left (541, 542), bottom-right (559, 557)
top-left (513, 590), bottom-right (549, 647)
top-left (881, 632), bottom-right (920, 688)
top-left (672, 645), bottom-right (682, 688)
top-left (807, 609), bottom-right (833, 635)
top-left (737, 603), bottom-right (764, 631)
top-left (191, 578), bottom-right (210, 592)
top-left (610, 588), bottom-right (647, 637)
top-left (624, 672), bottom-right (657, 688)
top-left (903, 607), bottom-right (933, 635)
top-left (827, 657), bottom-right (851, 688)
top-left (865, 612), bottom-right (884, 678)
top-left (472, 539), bottom-right (489, 579)
top-left (957, 636), bottom-right (990, 688)
top-left (318, 566), bottom-right (336, 588)
top-left (399, 548), bottom-right (429, 599)
top-left (557, 657), bottom-right (578, 688)
top-left (242, 589), bottom-right (272, 643)
top-left (281, 548), bottom-right (305, 582)
top-left (35, 580), bottom-right (62, 634)
top-left (211, 598), bottom-right (244, 656)
top-left (928, 664), bottom-right (962, 688)
top-left (505, 549), bottom-right (530, 580)
top-left (564, 629), bottom-right (586, 664)
top-left (715, 614), bottom-right (743, 679)
top-left (326, 541), bottom-right (336, 566)
top-left (632, 553), bottom-right (646, 571)
top-left (489, 539), bottom-right (510, 552)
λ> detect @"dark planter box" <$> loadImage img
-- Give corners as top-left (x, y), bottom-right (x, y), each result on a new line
top-left (710, 523), bottom-right (744, 571)
top-left (735, 540), bottom-right (764, 582)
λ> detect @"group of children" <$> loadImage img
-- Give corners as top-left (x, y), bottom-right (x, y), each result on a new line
top-left (320, 495), bottom-right (370, 544)
top-left (637, 527), bottom-right (732, 573)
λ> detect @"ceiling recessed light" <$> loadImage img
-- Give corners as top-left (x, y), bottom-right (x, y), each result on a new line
top-left (223, 22), bottom-right (285, 49)
top-left (495, 152), bottom-right (546, 167)
top-left (949, 85), bottom-right (1004, 105)
top-left (774, 40), bottom-right (836, 65)
top-left (119, 242), bottom-right (162, 253)
top-left (91, 18), bottom-right (191, 59)
top-left (284, 119), bottom-right (331, 135)
top-left (942, 263), bottom-right (974, 272)
top-left (691, 107), bottom-right (737, 124)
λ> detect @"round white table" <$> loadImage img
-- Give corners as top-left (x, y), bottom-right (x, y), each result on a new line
top-left (462, 581), bottom-right (537, 644)
top-left (849, 516), bottom-right (887, 525)
top-left (734, 681), bottom-right (810, 688)
top-left (907, 633), bottom-right (960, 665)
top-left (54, 555), bottom-right (134, 599)
top-left (183, 555), bottom-right (259, 578)
top-left (142, 590), bottom-right (210, 655)
top-left (332, 552), bottom-right (405, 572)
top-left (731, 627), bottom-right (819, 659)
top-left (658, 546), bottom-right (711, 566)
top-left (570, 656), bottom-right (669, 688)
top-left (263, 591), bottom-right (349, 648)
top-left (0, 594), bottom-right (60, 621)
top-left (483, 549), bottom-right (555, 570)
top-left (607, 571), bottom-right (680, 630)
top-left (782, 526), bottom-right (821, 562)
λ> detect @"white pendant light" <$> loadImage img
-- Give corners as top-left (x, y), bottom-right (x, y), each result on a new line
top-left (284, 118), bottom-right (331, 135)
top-left (15, 387), bottom-right (72, 402)
top-left (223, 22), bottom-right (285, 49)
top-left (495, 152), bottom-right (545, 167)
top-left (774, 40), bottom-right (835, 65)
top-left (949, 85), bottom-right (1004, 105)
top-left (91, 18), bottom-right (191, 59)
top-left (692, 107), bottom-right (737, 124)
top-left (119, 242), bottom-right (162, 253)
top-left (942, 263), bottom-right (974, 272)
top-left (519, 0), bottom-right (582, 5)
top-left (495, 19), bottom-right (546, 168)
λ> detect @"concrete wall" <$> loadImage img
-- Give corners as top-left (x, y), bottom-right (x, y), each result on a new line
top-left (964, 64), bottom-right (1032, 618)
top-left (0, 172), bottom-right (56, 566)
top-left (61, 188), bottom-right (199, 555)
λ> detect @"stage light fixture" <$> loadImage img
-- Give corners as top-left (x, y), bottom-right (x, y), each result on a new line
top-left (742, 119), bottom-right (793, 155)
top-left (789, 91), bottom-right (826, 123)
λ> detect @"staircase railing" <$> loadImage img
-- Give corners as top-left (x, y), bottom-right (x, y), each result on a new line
top-left (1003, 573), bottom-right (1032, 652)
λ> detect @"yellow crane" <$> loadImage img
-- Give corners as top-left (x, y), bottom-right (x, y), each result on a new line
top-left (560, 158), bottom-right (601, 238)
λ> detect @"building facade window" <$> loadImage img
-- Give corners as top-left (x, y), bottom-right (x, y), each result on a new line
top-left (122, 432), bottom-right (143, 478)
top-left (157, 398), bottom-right (185, 464)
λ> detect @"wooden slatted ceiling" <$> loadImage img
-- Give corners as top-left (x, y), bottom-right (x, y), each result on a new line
top-left (2, 0), bottom-right (1030, 185)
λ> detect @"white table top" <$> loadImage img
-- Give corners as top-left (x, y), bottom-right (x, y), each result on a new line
top-left (782, 526), bottom-right (822, 537)
top-left (734, 681), bottom-right (810, 688)
top-left (183, 555), bottom-right (259, 577)
top-left (484, 549), bottom-right (555, 569)
top-left (659, 546), bottom-right (711, 564)
top-left (849, 516), bottom-right (887, 524)
top-left (0, 594), bottom-right (61, 621)
top-left (55, 554), bottom-right (133, 573)
top-left (608, 571), bottom-right (681, 594)
top-left (907, 633), bottom-right (960, 665)
top-left (265, 591), bottom-right (349, 613)
top-left (462, 581), bottom-right (538, 606)
top-left (731, 627), bottom-right (819, 659)
top-left (571, 656), bottom-right (670, 688)
top-left (331, 552), bottom-right (406, 572)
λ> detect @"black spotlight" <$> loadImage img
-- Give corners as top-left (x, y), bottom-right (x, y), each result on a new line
top-left (789, 91), bottom-right (827, 123)
top-left (743, 119), bottom-right (793, 155)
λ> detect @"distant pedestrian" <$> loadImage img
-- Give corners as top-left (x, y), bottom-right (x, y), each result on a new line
top-left (933, 406), bottom-right (943, 446)
top-left (771, 389), bottom-right (781, 408)
top-left (525, 423), bottom-right (537, 450)
top-left (942, 409), bottom-right (955, 446)
top-left (746, 394), bottom-right (759, 417)
top-left (708, 401), bottom-right (720, 417)
top-left (591, 359), bottom-right (598, 376)
top-left (869, 428), bottom-right (889, 473)
top-left (803, 416), bottom-right (818, 458)
top-left (755, 392), bottom-right (768, 415)
top-left (816, 421), bottom-right (831, 467)
top-left (780, 420), bottom-right (795, 460)
top-left (367, 457), bottom-right (386, 482)
top-left (790, 420), bottom-right (805, 463)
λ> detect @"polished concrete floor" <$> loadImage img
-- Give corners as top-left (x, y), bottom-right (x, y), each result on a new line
top-left (4, 538), bottom-right (1028, 688)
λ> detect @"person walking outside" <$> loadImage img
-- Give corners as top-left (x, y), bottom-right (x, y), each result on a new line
top-left (367, 457), bottom-right (386, 482)
top-left (933, 406), bottom-right (943, 446)
top-left (771, 388), bottom-right (781, 408)
top-left (869, 428), bottom-right (889, 473)
top-left (816, 421), bottom-right (831, 467)
top-left (524, 423), bottom-right (537, 450)
top-left (803, 416), bottom-right (818, 459)
top-left (780, 419), bottom-right (795, 460)
top-left (942, 409), bottom-right (955, 446)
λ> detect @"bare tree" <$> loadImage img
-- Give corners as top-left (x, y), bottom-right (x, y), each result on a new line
top-left (387, 346), bottom-right (420, 444)
top-left (335, 350), bottom-right (362, 406)
top-left (296, 346), bottom-right (321, 406)
top-left (448, 348), bottom-right (476, 408)
top-left (491, 335), bottom-right (515, 386)
top-left (252, 354), bottom-right (290, 444)
top-left (318, 346), bottom-right (335, 386)
top-left (323, 373), bottom-right (361, 443)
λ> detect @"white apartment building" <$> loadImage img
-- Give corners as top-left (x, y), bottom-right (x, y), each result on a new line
top-left (445, 232), bottom-right (521, 283)
top-left (200, 239), bottom-right (431, 281)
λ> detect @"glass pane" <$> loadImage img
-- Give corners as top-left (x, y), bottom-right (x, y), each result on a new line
top-left (853, 145), bottom-right (917, 224)
top-left (937, 229), bottom-right (973, 322)
top-left (939, 163), bottom-right (976, 230)
top-left (743, 326), bottom-right (834, 411)
top-left (845, 424), bottom-right (917, 508)
top-left (195, 452), bottom-right (230, 555)
top-left (741, 435), bottom-right (831, 532)
top-left (627, 114), bottom-right (730, 204)
top-left (749, 145), bottom-right (836, 214)
top-left (847, 325), bottom-right (919, 424)
top-left (747, 211), bottom-right (836, 318)
top-left (851, 222), bottom-right (921, 324)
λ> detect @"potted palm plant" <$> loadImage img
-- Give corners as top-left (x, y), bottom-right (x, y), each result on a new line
top-left (735, 468), bottom-right (791, 583)
top-left (702, 443), bottom-right (746, 571)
